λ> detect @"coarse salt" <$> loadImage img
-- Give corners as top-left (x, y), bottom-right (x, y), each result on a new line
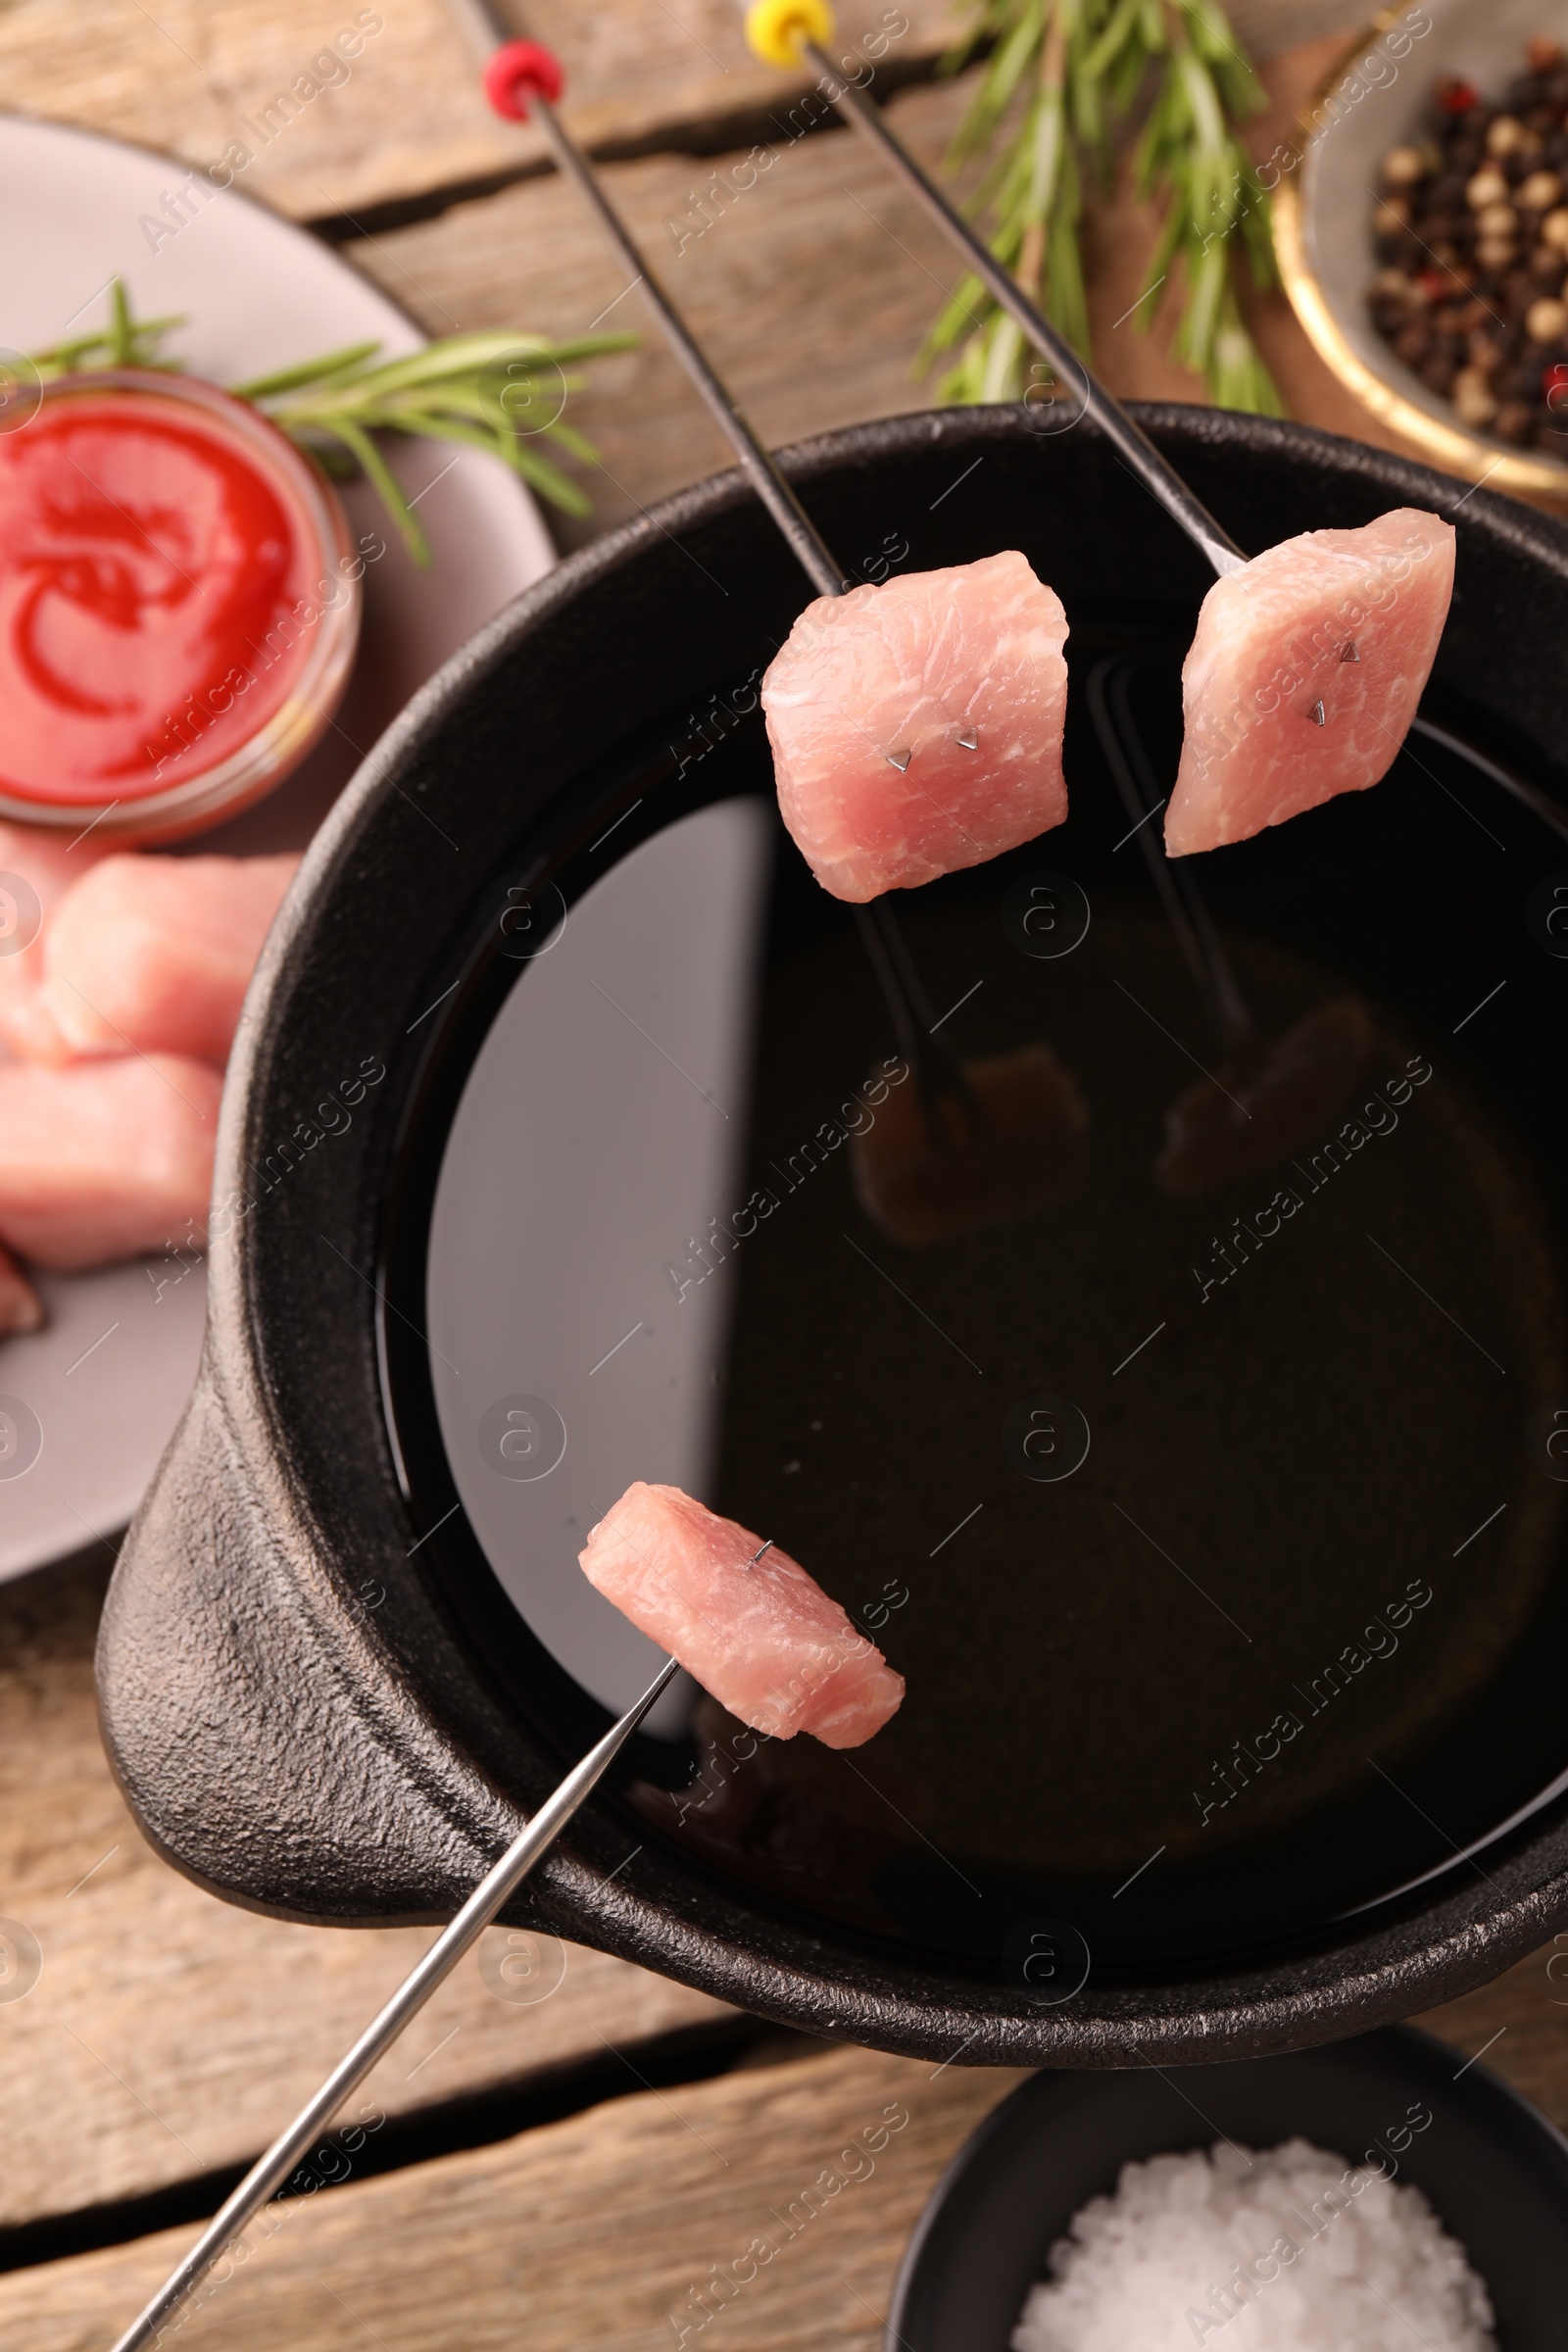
top-left (1011, 2137), bottom-right (1494, 2352)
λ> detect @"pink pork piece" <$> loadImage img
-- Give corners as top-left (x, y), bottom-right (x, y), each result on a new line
top-left (0, 1242), bottom-right (44, 1337)
top-left (0, 820), bottom-right (111, 1062)
top-left (760, 552), bottom-right (1070, 901)
top-left (27, 851), bottom-right (300, 1066)
top-left (1164, 509), bottom-right (1455, 858)
top-left (579, 1482), bottom-right (905, 1747)
top-left (0, 1054), bottom-right (222, 1268)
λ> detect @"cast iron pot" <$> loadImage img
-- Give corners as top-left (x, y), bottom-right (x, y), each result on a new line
top-left (97, 404), bottom-right (1568, 2067)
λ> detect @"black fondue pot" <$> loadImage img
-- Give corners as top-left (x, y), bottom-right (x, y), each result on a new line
top-left (98, 405), bottom-right (1568, 2065)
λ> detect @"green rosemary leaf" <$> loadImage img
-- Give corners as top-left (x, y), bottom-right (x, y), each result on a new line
top-left (277, 332), bottom-right (588, 407)
top-left (537, 416), bottom-right (600, 466)
top-left (1081, 0), bottom-right (1142, 83)
top-left (25, 282), bottom-right (631, 549)
top-left (500, 441), bottom-right (595, 516)
top-left (952, 1), bottom-right (1043, 158)
top-left (926, 0), bottom-right (1278, 414)
top-left (28, 286), bottom-right (188, 379)
top-left (987, 3), bottom-right (1048, 120)
top-left (1048, 190), bottom-right (1091, 357)
top-left (226, 343), bottom-right (384, 400)
top-left (375, 380), bottom-right (508, 429)
top-left (918, 269), bottom-right (991, 370)
top-left (319, 415), bottom-right (431, 564)
top-left (1143, 174), bottom-right (1189, 295)
top-left (1109, 35), bottom-right (1148, 114)
top-left (1177, 42), bottom-right (1227, 155)
top-left (110, 277), bottom-right (133, 367)
top-left (400, 411), bottom-right (592, 517)
top-left (1241, 184), bottom-right (1278, 287)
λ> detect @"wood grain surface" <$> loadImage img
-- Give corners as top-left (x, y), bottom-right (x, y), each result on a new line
top-left (0, 1554), bottom-right (733, 2234)
top-left (335, 45), bottom-right (1422, 555)
top-left (0, 0), bottom-right (1373, 229)
top-left (0, 0), bottom-right (961, 225)
top-left (5, 1554), bottom-right (1567, 2261)
top-left (4, 0), bottom-right (1568, 2335)
top-left (4, 1975), bottom-right (1568, 2352)
top-left (0, 2041), bottom-right (1024, 2352)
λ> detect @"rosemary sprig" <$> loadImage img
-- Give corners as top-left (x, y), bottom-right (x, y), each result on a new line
top-left (29, 285), bottom-right (635, 564)
top-left (924, 0), bottom-right (1281, 415)
top-left (233, 332), bottom-right (634, 562)
top-left (26, 276), bottom-right (188, 378)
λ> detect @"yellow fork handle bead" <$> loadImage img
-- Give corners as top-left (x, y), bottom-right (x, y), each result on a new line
top-left (744, 0), bottom-right (836, 69)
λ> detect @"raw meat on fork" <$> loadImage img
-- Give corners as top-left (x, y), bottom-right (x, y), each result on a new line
top-left (579, 1482), bottom-right (904, 1746)
top-left (1165, 510), bottom-right (1455, 858)
top-left (761, 552), bottom-right (1070, 900)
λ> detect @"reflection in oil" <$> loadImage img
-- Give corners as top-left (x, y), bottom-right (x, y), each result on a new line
top-left (653, 895), bottom-right (1563, 1967)
top-left (853, 1042), bottom-right (1090, 1248)
top-left (425, 798), bottom-right (772, 1739)
top-left (1155, 996), bottom-right (1375, 1197)
top-left (422, 710), bottom-right (1568, 1977)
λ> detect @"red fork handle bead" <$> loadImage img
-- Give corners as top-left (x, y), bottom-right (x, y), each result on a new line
top-left (482, 38), bottom-right (564, 122)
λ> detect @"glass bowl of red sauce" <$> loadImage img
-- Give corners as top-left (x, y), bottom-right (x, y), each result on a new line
top-left (0, 368), bottom-right (361, 843)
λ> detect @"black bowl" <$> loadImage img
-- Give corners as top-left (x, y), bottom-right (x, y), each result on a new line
top-left (887, 2027), bottom-right (1568, 2349)
top-left (98, 404), bottom-right (1568, 2065)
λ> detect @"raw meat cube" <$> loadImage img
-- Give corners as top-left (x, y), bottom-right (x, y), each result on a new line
top-left (0, 1242), bottom-right (44, 1337)
top-left (579, 1482), bottom-right (904, 1746)
top-left (761, 552), bottom-right (1069, 900)
top-left (1165, 510), bottom-right (1455, 858)
top-left (0, 1054), bottom-right (222, 1267)
top-left (26, 851), bottom-right (299, 1065)
top-left (852, 1044), bottom-right (1089, 1246)
top-left (0, 820), bottom-right (110, 1062)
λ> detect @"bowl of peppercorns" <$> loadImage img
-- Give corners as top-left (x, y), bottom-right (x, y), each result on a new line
top-left (1275, 5), bottom-right (1568, 501)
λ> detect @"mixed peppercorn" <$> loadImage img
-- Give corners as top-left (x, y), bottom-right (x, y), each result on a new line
top-left (1368, 37), bottom-right (1568, 452)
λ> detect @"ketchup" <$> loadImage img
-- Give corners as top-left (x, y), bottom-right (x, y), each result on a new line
top-left (0, 379), bottom-right (355, 829)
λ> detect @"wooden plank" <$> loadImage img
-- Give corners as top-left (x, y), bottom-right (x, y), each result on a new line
top-left (4, 1560), bottom-right (1565, 2293)
top-left (5, 1960), bottom-right (1568, 2352)
top-left (335, 73), bottom-right (1037, 555)
top-left (0, 0), bottom-right (959, 225)
top-left (0, 2042), bottom-right (1027, 2351)
top-left (0, 1554), bottom-right (733, 2233)
top-left (1411, 1944), bottom-right (1568, 2133)
top-left (336, 50), bottom-right (1429, 560)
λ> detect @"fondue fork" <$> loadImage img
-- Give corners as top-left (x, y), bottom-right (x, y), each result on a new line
top-left (459, 12), bottom-right (1563, 1125)
top-left (106, 1656), bottom-right (679, 2352)
top-left (457, 4), bottom-right (986, 1117)
top-left (749, 0), bottom-right (1568, 843)
top-left (1086, 655), bottom-right (1255, 1052)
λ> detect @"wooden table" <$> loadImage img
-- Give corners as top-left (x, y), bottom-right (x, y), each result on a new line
top-left (2, 4), bottom-right (1566, 2346)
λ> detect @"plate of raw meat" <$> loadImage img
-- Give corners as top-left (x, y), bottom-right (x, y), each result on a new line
top-left (0, 113), bottom-right (554, 1582)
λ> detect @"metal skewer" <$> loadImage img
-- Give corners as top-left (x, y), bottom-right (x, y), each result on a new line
top-left (1086, 656), bottom-right (1254, 1050)
top-left (792, 20), bottom-right (1561, 824)
top-left (462, 10), bottom-right (983, 1104)
top-left (107, 1654), bottom-right (679, 2352)
top-left (457, 3), bottom-right (843, 597)
top-left (800, 36), bottom-right (1249, 583)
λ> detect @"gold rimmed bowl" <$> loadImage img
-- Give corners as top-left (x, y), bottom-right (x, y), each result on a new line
top-left (1274, 0), bottom-right (1568, 503)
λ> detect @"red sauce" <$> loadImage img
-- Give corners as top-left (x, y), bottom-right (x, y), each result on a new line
top-left (0, 388), bottom-right (324, 809)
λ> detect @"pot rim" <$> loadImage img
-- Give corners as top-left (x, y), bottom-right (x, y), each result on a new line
top-left (104, 401), bottom-right (1568, 2066)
